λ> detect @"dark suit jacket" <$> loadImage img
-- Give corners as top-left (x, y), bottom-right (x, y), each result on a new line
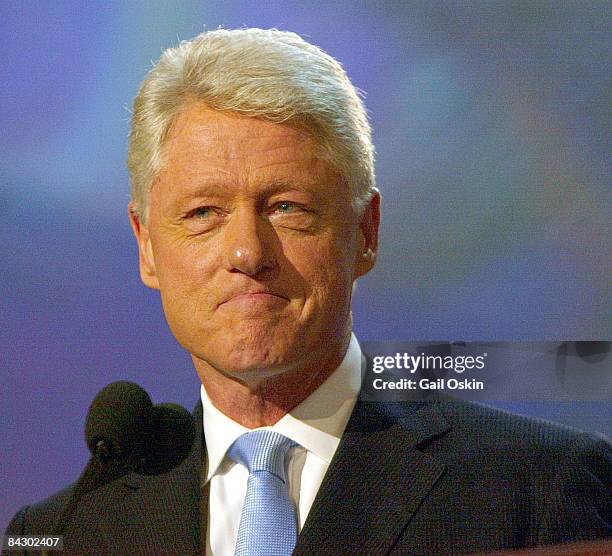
top-left (5, 397), bottom-right (611, 555)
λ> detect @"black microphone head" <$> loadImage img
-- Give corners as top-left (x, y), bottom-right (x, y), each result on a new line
top-left (85, 381), bottom-right (153, 460)
top-left (137, 403), bottom-right (196, 475)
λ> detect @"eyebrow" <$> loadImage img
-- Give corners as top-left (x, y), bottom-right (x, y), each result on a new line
top-left (261, 178), bottom-right (320, 195)
top-left (177, 178), bottom-right (322, 199)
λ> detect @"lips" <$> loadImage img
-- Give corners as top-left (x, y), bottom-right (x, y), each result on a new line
top-left (219, 290), bottom-right (289, 307)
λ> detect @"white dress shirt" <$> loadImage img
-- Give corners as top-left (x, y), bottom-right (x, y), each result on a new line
top-left (200, 333), bottom-right (363, 556)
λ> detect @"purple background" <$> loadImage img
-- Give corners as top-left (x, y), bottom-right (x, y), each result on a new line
top-left (1, 2), bottom-right (610, 529)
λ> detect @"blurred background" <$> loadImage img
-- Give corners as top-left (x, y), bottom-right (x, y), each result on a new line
top-left (1, 1), bottom-right (610, 529)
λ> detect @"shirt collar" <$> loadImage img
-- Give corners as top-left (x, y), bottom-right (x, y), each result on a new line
top-left (201, 333), bottom-right (363, 482)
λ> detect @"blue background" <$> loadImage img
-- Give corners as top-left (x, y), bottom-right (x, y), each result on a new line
top-left (1, 2), bottom-right (610, 529)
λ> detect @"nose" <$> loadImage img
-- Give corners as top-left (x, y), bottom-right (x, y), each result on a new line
top-left (223, 207), bottom-right (278, 277)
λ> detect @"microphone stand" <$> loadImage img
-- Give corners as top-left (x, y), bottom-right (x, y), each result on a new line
top-left (41, 441), bottom-right (131, 556)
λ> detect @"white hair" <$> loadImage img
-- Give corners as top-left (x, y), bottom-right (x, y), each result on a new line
top-left (128, 28), bottom-right (376, 222)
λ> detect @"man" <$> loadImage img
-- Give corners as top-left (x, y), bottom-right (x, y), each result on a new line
top-left (5, 28), bottom-right (611, 556)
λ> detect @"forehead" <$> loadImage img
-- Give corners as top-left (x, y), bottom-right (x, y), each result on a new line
top-left (166, 102), bottom-right (315, 157)
top-left (155, 102), bottom-right (348, 200)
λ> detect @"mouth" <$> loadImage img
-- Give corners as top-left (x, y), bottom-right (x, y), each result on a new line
top-left (219, 291), bottom-right (289, 309)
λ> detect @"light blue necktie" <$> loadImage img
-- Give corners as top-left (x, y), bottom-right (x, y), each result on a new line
top-left (228, 430), bottom-right (298, 556)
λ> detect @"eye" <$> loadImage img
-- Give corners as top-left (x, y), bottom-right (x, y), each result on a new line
top-left (275, 202), bottom-right (298, 213)
top-left (192, 206), bottom-right (213, 218)
top-left (268, 201), bottom-right (316, 231)
top-left (270, 201), bottom-right (310, 216)
top-left (182, 205), bottom-right (226, 234)
top-left (185, 206), bottom-right (222, 220)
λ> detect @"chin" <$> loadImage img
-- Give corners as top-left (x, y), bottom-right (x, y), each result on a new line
top-left (186, 318), bottom-right (317, 376)
top-left (220, 344), bottom-right (294, 376)
top-left (220, 321), bottom-right (304, 365)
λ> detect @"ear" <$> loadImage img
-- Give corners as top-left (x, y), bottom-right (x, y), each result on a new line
top-left (354, 189), bottom-right (381, 279)
top-left (128, 202), bottom-right (160, 290)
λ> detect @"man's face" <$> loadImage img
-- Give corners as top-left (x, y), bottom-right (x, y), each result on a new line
top-left (130, 102), bottom-right (379, 382)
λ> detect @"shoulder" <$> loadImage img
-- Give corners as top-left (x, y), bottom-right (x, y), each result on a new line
top-left (430, 399), bottom-right (610, 537)
top-left (416, 397), bottom-right (611, 479)
top-left (5, 485), bottom-right (74, 535)
top-left (380, 396), bottom-right (611, 508)
top-left (396, 397), bottom-right (611, 542)
top-left (435, 397), bottom-right (610, 462)
top-left (4, 475), bottom-right (132, 537)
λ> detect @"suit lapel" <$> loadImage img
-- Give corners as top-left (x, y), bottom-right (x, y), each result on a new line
top-left (293, 399), bottom-right (450, 556)
top-left (93, 402), bottom-right (204, 556)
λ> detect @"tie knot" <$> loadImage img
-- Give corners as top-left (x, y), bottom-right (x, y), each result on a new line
top-left (228, 430), bottom-right (296, 480)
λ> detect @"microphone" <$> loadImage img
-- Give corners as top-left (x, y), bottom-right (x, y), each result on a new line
top-left (85, 380), bottom-right (154, 464)
top-left (50, 382), bottom-right (196, 540)
top-left (138, 402), bottom-right (196, 475)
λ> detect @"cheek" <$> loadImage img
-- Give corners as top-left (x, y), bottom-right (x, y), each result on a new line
top-left (153, 241), bottom-right (218, 310)
top-left (286, 233), bottom-right (357, 303)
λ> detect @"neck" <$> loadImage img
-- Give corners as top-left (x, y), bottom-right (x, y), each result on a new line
top-left (193, 336), bottom-right (351, 428)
